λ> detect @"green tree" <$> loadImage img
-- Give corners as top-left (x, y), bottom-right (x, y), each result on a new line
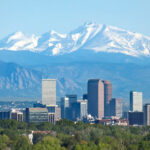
top-left (13, 136), bottom-right (32, 150)
top-left (33, 133), bottom-right (45, 144)
top-left (0, 134), bottom-right (10, 150)
top-left (98, 143), bottom-right (111, 150)
top-left (56, 119), bottom-right (74, 126)
top-left (74, 141), bottom-right (97, 150)
top-left (138, 141), bottom-right (150, 150)
top-left (36, 122), bottom-right (53, 131)
top-left (2, 129), bottom-right (19, 141)
top-left (0, 119), bottom-right (18, 130)
top-left (98, 136), bottom-right (119, 150)
top-left (33, 136), bottom-right (65, 150)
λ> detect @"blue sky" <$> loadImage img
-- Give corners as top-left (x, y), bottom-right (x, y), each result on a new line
top-left (0, 0), bottom-right (150, 38)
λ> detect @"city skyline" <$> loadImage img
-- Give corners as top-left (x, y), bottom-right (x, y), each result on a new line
top-left (0, 77), bottom-right (149, 126)
top-left (0, 1), bottom-right (150, 149)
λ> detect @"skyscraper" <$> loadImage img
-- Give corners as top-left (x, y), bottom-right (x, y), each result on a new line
top-left (88, 79), bottom-right (104, 119)
top-left (103, 80), bottom-right (112, 117)
top-left (144, 104), bottom-right (150, 126)
top-left (130, 91), bottom-right (142, 112)
top-left (65, 94), bottom-right (77, 104)
top-left (110, 98), bottom-right (122, 118)
top-left (61, 95), bottom-right (78, 120)
top-left (79, 100), bottom-right (88, 120)
top-left (42, 79), bottom-right (56, 105)
top-left (61, 96), bottom-right (70, 119)
top-left (71, 100), bottom-right (88, 121)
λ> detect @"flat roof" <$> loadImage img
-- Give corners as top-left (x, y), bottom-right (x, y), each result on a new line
top-left (28, 108), bottom-right (48, 112)
top-left (42, 79), bottom-right (56, 81)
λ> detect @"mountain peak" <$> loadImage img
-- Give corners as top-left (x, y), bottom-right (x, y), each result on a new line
top-left (0, 31), bottom-right (39, 51)
top-left (84, 21), bottom-right (98, 27)
top-left (7, 31), bottom-right (24, 42)
top-left (0, 23), bottom-right (150, 57)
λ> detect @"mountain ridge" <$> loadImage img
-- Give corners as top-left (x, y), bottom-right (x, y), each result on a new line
top-left (0, 22), bottom-right (150, 57)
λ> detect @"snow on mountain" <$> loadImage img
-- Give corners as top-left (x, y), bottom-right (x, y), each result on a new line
top-left (0, 32), bottom-right (40, 51)
top-left (0, 22), bottom-right (150, 57)
top-left (83, 25), bottom-right (150, 56)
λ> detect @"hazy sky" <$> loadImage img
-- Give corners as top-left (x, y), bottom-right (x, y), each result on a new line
top-left (0, 0), bottom-right (150, 38)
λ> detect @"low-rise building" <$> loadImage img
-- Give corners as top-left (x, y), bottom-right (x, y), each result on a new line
top-left (11, 109), bottom-right (23, 122)
top-left (26, 108), bottom-right (48, 123)
top-left (47, 105), bottom-right (61, 124)
top-left (0, 111), bottom-right (11, 120)
top-left (96, 118), bottom-right (128, 126)
top-left (128, 111), bottom-right (144, 126)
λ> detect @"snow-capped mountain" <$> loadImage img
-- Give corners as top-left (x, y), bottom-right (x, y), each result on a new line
top-left (0, 32), bottom-right (39, 51)
top-left (0, 22), bottom-right (150, 57)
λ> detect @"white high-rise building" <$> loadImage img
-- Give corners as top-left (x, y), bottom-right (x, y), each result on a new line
top-left (42, 79), bottom-right (56, 105)
top-left (130, 91), bottom-right (142, 112)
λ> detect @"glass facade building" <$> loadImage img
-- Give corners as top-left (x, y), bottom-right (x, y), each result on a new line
top-left (66, 94), bottom-right (77, 105)
top-left (128, 112), bottom-right (144, 125)
top-left (130, 91), bottom-right (142, 112)
top-left (26, 108), bottom-right (48, 123)
top-left (71, 100), bottom-right (87, 121)
top-left (79, 100), bottom-right (88, 119)
top-left (110, 98), bottom-right (122, 118)
top-left (0, 111), bottom-right (10, 120)
top-left (61, 96), bottom-right (70, 119)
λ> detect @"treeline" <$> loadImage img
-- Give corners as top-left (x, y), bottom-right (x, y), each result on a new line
top-left (0, 119), bottom-right (150, 150)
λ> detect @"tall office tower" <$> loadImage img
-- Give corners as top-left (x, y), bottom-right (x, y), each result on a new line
top-left (130, 91), bottom-right (142, 112)
top-left (66, 94), bottom-right (77, 104)
top-left (88, 79), bottom-right (104, 119)
top-left (83, 94), bottom-right (88, 100)
top-left (110, 98), bottom-right (122, 118)
top-left (103, 80), bottom-right (112, 117)
top-left (42, 79), bottom-right (56, 105)
top-left (71, 100), bottom-right (88, 121)
top-left (61, 96), bottom-right (70, 119)
top-left (144, 104), bottom-right (150, 126)
top-left (79, 100), bottom-right (88, 120)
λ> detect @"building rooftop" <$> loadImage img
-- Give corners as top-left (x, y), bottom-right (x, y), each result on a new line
top-left (28, 108), bottom-right (48, 112)
top-left (42, 79), bottom-right (56, 81)
top-left (102, 80), bottom-right (111, 84)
